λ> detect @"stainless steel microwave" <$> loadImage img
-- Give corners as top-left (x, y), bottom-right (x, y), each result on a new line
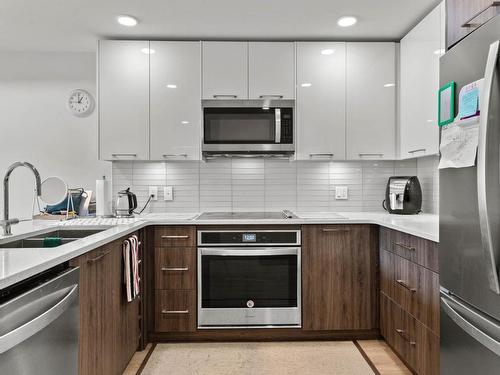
top-left (202, 101), bottom-right (294, 156)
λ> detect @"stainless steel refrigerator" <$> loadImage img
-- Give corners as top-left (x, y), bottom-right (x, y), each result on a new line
top-left (440, 14), bottom-right (500, 375)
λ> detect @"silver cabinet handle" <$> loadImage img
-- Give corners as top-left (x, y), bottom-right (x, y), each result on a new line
top-left (395, 328), bottom-right (416, 345)
top-left (358, 153), bottom-right (384, 157)
top-left (259, 95), bottom-right (284, 99)
top-left (393, 242), bottom-right (415, 252)
top-left (322, 228), bottom-right (350, 232)
top-left (162, 154), bottom-right (188, 158)
top-left (111, 153), bottom-right (137, 157)
top-left (161, 310), bottom-right (189, 314)
top-left (87, 251), bottom-right (111, 264)
top-left (213, 95), bottom-right (238, 99)
top-left (478, 40), bottom-right (500, 294)
top-left (396, 279), bottom-right (417, 292)
top-left (161, 235), bottom-right (189, 239)
top-left (408, 148), bottom-right (426, 154)
top-left (0, 284), bottom-right (78, 354)
top-left (161, 267), bottom-right (189, 271)
top-left (462, 2), bottom-right (500, 27)
top-left (310, 153), bottom-right (334, 158)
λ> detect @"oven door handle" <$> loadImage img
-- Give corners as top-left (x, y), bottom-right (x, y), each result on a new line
top-left (199, 247), bottom-right (299, 256)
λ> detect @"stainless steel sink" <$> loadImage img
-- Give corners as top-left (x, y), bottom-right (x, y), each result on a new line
top-left (0, 229), bottom-right (106, 248)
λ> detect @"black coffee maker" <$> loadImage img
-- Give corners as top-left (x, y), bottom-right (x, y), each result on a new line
top-left (383, 176), bottom-right (422, 215)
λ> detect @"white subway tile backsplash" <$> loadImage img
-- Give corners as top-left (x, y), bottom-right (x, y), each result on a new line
top-left (111, 156), bottom-right (439, 214)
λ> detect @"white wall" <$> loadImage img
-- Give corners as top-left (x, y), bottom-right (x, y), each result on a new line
top-left (0, 51), bottom-right (110, 219)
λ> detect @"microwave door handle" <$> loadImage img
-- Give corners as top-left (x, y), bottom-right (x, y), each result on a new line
top-left (478, 40), bottom-right (500, 294)
top-left (275, 108), bottom-right (281, 143)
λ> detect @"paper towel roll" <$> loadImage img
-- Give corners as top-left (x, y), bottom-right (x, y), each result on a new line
top-left (96, 178), bottom-right (113, 217)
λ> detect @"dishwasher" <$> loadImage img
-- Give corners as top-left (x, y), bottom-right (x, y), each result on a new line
top-left (0, 265), bottom-right (79, 375)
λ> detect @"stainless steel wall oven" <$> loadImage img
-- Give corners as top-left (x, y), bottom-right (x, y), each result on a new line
top-left (197, 229), bottom-right (301, 328)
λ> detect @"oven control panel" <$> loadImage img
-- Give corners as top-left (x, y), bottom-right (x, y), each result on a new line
top-left (198, 230), bottom-right (301, 246)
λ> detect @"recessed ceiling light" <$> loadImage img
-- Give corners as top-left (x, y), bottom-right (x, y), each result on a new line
top-left (337, 16), bottom-right (357, 27)
top-left (321, 49), bottom-right (335, 55)
top-left (166, 84), bottom-right (177, 89)
top-left (181, 121), bottom-right (189, 124)
top-left (141, 48), bottom-right (155, 55)
top-left (384, 83), bottom-right (396, 88)
top-left (301, 83), bottom-right (312, 88)
top-left (433, 49), bottom-right (445, 55)
top-left (117, 15), bottom-right (138, 27)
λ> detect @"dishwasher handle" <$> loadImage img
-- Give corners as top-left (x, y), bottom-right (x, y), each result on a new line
top-left (0, 284), bottom-right (78, 354)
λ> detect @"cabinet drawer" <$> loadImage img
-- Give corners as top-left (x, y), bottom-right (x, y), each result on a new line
top-left (154, 226), bottom-right (196, 247)
top-left (155, 247), bottom-right (196, 290)
top-left (155, 290), bottom-right (196, 332)
top-left (380, 293), bottom-right (439, 374)
top-left (394, 255), bottom-right (440, 335)
top-left (380, 227), bottom-right (438, 272)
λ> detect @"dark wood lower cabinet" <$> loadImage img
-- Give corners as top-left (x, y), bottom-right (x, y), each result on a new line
top-left (155, 290), bottom-right (197, 332)
top-left (381, 293), bottom-right (439, 374)
top-left (302, 224), bottom-right (378, 331)
top-left (379, 227), bottom-right (439, 375)
top-left (70, 235), bottom-right (140, 375)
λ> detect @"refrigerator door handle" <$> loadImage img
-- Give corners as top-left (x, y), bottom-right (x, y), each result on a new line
top-left (441, 293), bottom-right (500, 357)
top-left (478, 40), bottom-right (500, 294)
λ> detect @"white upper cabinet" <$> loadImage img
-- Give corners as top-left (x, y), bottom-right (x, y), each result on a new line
top-left (346, 42), bottom-right (397, 160)
top-left (150, 42), bottom-right (201, 161)
top-left (99, 40), bottom-right (150, 160)
top-left (202, 42), bottom-right (248, 99)
top-left (296, 42), bottom-right (346, 160)
top-left (400, 2), bottom-right (444, 159)
top-left (248, 42), bottom-right (295, 100)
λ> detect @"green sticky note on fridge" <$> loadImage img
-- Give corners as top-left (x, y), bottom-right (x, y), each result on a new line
top-left (438, 82), bottom-right (456, 127)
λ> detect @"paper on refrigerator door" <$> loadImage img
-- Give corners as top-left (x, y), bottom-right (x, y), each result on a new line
top-left (438, 119), bottom-right (480, 169)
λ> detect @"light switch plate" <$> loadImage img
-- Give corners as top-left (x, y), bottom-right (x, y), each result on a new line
top-left (335, 186), bottom-right (348, 200)
top-left (148, 186), bottom-right (158, 201)
top-left (164, 186), bottom-right (173, 201)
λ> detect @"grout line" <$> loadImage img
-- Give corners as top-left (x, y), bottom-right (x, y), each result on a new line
top-left (353, 340), bottom-right (381, 375)
top-left (136, 343), bottom-right (157, 375)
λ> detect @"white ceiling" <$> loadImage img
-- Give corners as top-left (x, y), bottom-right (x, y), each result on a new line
top-left (0, 0), bottom-right (441, 52)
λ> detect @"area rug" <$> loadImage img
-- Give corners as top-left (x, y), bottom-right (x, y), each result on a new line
top-left (141, 341), bottom-right (374, 375)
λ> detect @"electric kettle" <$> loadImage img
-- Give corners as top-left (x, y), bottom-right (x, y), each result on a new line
top-left (115, 188), bottom-right (137, 217)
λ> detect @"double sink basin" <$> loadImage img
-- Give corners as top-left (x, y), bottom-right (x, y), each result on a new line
top-left (0, 229), bottom-right (106, 249)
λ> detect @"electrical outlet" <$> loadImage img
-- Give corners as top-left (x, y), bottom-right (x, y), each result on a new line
top-left (148, 186), bottom-right (158, 201)
top-left (164, 186), bottom-right (173, 201)
top-left (335, 186), bottom-right (348, 200)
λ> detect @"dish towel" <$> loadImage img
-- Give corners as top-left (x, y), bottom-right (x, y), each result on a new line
top-left (123, 235), bottom-right (140, 302)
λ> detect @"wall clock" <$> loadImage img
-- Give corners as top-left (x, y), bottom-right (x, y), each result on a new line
top-left (68, 89), bottom-right (95, 117)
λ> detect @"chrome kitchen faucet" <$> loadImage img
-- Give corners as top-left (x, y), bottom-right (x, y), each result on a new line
top-left (0, 162), bottom-right (42, 235)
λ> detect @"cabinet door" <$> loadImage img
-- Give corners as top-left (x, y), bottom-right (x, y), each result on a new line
top-left (380, 249), bottom-right (395, 298)
top-left (248, 42), bottom-right (295, 99)
top-left (70, 249), bottom-right (103, 375)
top-left (346, 43), bottom-right (396, 160)
top-left (400, 3), bottom-right (442, 159)
top-left (150, 42), bottom-right (201, 160)
top-left (296, 42), bottom-right (346, 160)
top-left (99, 40), bottom-right (149, 160)
top-left (202, 42), bottom-right (248, 99)
top-left (302, 225), bottom-right (377, 330)
top-left (447, 0), bottom-right (498, 49)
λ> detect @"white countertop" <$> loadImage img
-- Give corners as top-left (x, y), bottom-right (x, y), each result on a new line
top-left (0, 211), bottom-right (438, 289)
